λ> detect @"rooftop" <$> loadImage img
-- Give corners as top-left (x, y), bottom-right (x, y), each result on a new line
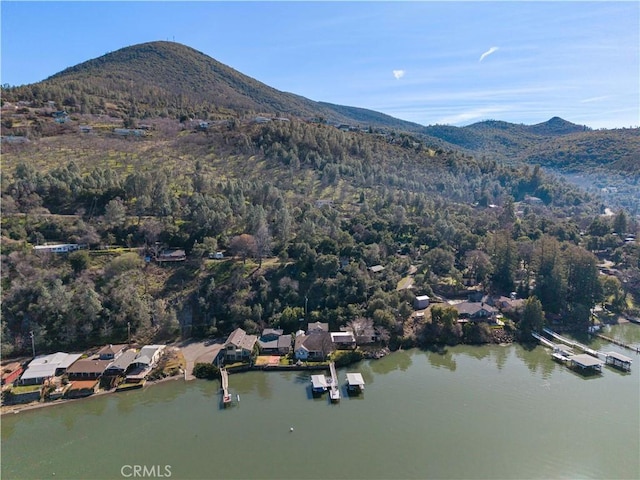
top-left (605, 351), bottom-right (632, 363)
top-left (346, 372), bottom-right (365, 387)
top-left (226, 328), bottom-right (258, 351)
top-left (66, 359), bottom-right (112, 375)
top-left (311, 374), bottom-right (329, 390)
top-left (569, 354), bottom-right (604, 368)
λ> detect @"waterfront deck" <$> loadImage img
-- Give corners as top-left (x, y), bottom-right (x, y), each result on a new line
top-left (328, 362), bottom-right (340, 403)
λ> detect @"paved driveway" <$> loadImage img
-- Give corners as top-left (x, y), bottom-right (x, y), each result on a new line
top-left (174, 339), bottom-right (224, 380)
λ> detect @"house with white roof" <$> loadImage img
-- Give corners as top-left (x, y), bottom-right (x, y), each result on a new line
top-left (18, 352), bottom-right (82, 385)
top-left (131, 345), bottom-right (165, 368)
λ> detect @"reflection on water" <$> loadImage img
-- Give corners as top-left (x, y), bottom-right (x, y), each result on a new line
top-left (369, 348), bottom-right (412, 374)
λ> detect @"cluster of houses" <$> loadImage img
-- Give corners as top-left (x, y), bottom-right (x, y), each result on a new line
top-left (2, 344), bottom-right (167, 403)
top-left (412, 292), bottom-right (524, 326)
top-left (218, 321), bottom-right (376, 365)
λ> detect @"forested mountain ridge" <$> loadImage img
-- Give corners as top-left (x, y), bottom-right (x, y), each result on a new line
top-left (423, 117), bottom-right (639, 174)
top-left (1, 41), bottom-right (638, 358)
top-left (1, 41), bottom-right (425, 132)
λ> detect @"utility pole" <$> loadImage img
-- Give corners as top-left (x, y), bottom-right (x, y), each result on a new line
top-left (127, 322), bottom-right (131, 345)
top-left (30, 330), bottom-right (36, 358)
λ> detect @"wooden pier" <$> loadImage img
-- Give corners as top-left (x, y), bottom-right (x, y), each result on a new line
top-left (532, 332), bottom-right (555, 349)
top-left (543, 328), bottom-right (602, 358)
top-left (328, 361), bottom-right (340, 403)
top-left (220, 368), bottom-right (232, 406)
top-left (594, 333), bottom-right (640, 354)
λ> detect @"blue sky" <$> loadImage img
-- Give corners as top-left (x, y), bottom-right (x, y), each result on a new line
top-left (1, 1), bottom-right (638, 128)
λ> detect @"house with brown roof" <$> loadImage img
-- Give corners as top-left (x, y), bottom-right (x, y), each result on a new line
top-left (258, 329), bottom-right (291, 355)
top-left (66, 358), bottom-right (112, 380)
top-left (307, 322), bottom-right (329, 333)
top-left (294, 331), bottom-right (334, 361)
top-left (454, 302), bottom-right (498, 322)
top-left (224, 328), bottom-right (258, 362)
top-left (97, 344), bottom-right (127, 361)
top-left (66, 379), bottom-right (100, 398)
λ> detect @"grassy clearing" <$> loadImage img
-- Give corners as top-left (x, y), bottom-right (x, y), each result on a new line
top-left (10, 385), bottom-right (41, 394)
top-left (396, 276), bottom-right (414, 290)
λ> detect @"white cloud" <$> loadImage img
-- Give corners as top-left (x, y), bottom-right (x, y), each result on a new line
top-left (393, 69), bottom-right (405, 80)
top-left (579, 95), bottom-right (610, 104)
top-left (436, 106), bottom-right (512, 126)
top-left (479, 46), bottom-right (499, 62)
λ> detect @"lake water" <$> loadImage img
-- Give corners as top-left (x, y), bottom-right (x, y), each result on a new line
top-left (2, 325), bottom-right (639, 480)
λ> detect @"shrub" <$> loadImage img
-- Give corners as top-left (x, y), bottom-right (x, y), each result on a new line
top-left (332, 349), bottom-right (364, 368)
top-left (192, 362), bottom-right (219, 380)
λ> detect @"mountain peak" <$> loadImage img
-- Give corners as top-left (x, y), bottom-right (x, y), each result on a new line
top-left (528, 117), bottom-right (588, 135)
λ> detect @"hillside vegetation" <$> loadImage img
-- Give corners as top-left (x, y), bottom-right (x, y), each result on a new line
top-left (1, 41), bottom-right (423, 131)
top-left (1, 41), bottom-right (638, 358)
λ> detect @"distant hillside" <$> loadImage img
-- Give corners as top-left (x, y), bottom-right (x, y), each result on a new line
top-left (2, 40), bottom-right (636, 179)
top-left (422, 117), bottom-right (639, 173)
top-left (2, 41), bottom-right (423, 132)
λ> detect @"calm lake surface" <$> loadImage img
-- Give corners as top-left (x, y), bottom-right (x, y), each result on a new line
top-left (2, 325), bottom-right (639, 480)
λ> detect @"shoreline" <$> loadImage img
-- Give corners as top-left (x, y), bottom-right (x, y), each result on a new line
top-left (1, 373), bottom-right (184, 416)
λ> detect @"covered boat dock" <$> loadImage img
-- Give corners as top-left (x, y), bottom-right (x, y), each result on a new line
top-left (568, 354), bottom-right (604, 373)
top-left (604, 351), bottom-right (632, 371)
top-left (311, 374), bottom-right (329, 394)
top-left (346, 372), bottom-right (365, 393)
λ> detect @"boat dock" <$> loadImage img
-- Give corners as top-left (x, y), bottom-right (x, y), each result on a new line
top-left (311, 374), bottom-right (329, 394)
top-left (604, 351), bottom-right (633, 371)
top-left (534, 329), bottom-right (632, 373)
top-left (568, 354), bottom-right (604, 373)
top-left (220, 368), bottom-right (232, 406)
top-left (346, 372), bottom-right (365, 393)
top-left (543, 328), bottom-right (602, 358)
top-left (594, 333), bottom-right (640, 354)
top-left (328, 361), bottom-right (340, 403)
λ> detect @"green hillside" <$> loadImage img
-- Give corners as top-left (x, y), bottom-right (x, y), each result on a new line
top-left (1, 41), bottom-right (638, 358)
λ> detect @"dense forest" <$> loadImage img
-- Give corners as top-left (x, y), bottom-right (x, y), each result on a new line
top-left (1, 42), bottom-right (638, 358)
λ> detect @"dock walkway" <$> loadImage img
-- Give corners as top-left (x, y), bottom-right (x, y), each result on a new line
top-left (220, 368), bottom-right (231, 405)
top-left (594, 333), bottom-right (640, 354)
top-left (328, 361), bottom-right (340, 402)
top-left (543, 328), bottom-right (602, 358)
